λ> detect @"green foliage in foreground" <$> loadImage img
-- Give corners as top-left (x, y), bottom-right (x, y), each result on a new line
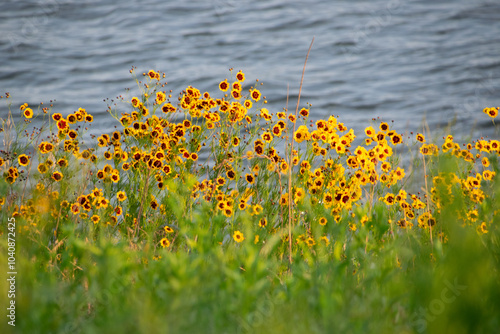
top-left (1, 177), bottom-right (499, 334)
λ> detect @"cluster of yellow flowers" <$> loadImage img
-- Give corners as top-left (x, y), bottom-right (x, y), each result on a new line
top-left (484, 107), bottom-right (499, 119)
top-left (1, 69), bottom-right (498, 252)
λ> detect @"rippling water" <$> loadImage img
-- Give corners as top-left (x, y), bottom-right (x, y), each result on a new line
top-left (1, 0), bottom-right (499, 143)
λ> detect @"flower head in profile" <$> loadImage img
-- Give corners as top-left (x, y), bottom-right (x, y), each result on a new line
top-left (416, 133), bottom-right (425, 143)
top-left (294, 187), bottom-right (305, 204)
top-left (478, 222), bottom-right (488, 234)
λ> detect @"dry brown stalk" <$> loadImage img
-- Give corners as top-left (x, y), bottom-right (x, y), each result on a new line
top-left (287, 37), bottom-right (314, 264)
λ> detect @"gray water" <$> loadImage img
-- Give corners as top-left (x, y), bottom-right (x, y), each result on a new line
top-left (1, 0), bottom-right (499, 144)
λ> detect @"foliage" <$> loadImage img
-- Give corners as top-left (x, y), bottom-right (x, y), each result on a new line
top-left (0, 69), bottom-right (499, 333)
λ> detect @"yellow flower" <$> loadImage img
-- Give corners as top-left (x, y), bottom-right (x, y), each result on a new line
top-left (252, 204), bottom-right (263, 215)
top-left (148, 70), bottom-right (160, 80)
top-left (390, 133), bottom-right (403, 145)
top-left (250, 89), bottom-right (261, 102)
top-left (280, 161), bottom-right (288, 173)
top-left (164, 226), bottom-right (174, 233)
top-left (416, 133), bottom-right (425, 143)
top-left (18, 154), bottom-right (29, 166)
top-left (420, 143), bottom-right (438, 156)
top-left (91, 215), bottom-right (100, 224)
top-left (258, 217), bottom-right (267, 228)
top-left (23, 108), bottom-right (33, 119)
top-left (160, 238), bottom-right (171, 248)
top-left (483, 170), bottom-right (495, 181)
top-left (364, 126), bottom-right (375, 137)
top-left (293, 125), bottom-right (310, 143)
top-left (51, 171), bottom-right (63, 182)
top-left (150, 198), bottom-right (159, 210)
top-left (484, 107), bottom-right (499, 119)
top-left (114, 206), bottom-right (123, 216)
top-left (224, 169), bottom-right (235, 180)
top-left (319, 217), bottom-right (327, 226)
top-left (320, 236), bottom-right (330, 246)
top-left (261, 131), bottom-right (273, 143)
top-left (294, 187), bottom-right (305, 204)
top-left (299, 108), bottom-right (309, 118)
top-left (57, 119), bottom-right (69, 131)
top-left (223, 207), bottom-right (233, 217)
top-left (156, 91), bottom-right (166, 104)
top-left (161, 102), bottom-right (176, 113)
top-left (360, 216), bottom-right (369, 226)
top-left (71, 203), bottom-right (80, 215)
top-left (67, 114), bottom-right (77, 124)
top-left (381, 193), bottom-right (395, 205)
top-left (232, 81), bottom-right (242, 92)
top-left (219, 79), bottom-right (229, 92)
top-left (306, 237), bottom-right (316, 247)
top-left (216, 176), bottom-right (226, 187)
top-left (245, 173), bottom-right (255, 184)
top-left (467, 210), bottom-right (478, 222)
top-left (236, 70), bottom-right (245, 82)
top-left (418, 212), bottom-right (436, 229)
top-left (117, 191), bottom-right (127, 202)
top-left (39, 141), bottom-right (54, 153)
top-left (478, 222), bottom-right (488, 234)
top-left (379, 122), bottom-right (389, 132)
top-left (233, 230), bottom-right (244, 243)
top-left (111, 171), bottom-right (120, 183)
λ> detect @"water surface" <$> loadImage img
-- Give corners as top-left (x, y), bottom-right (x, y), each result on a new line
top-left (1, 0), bottom-right (499, 143)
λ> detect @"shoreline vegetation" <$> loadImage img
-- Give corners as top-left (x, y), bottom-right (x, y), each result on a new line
top-left (0, 64), bottom-right (499, 333)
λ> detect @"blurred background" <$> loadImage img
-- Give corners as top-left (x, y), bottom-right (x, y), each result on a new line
top-left (1, 0), bottom-right (499, 141)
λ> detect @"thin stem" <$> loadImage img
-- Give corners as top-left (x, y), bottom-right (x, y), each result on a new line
top-left (135, 167), bottom-right (152, 238)
top-left (422, 155), bottom-right (433, 244)
top-left (288, 37), bottom-right (314, 264)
